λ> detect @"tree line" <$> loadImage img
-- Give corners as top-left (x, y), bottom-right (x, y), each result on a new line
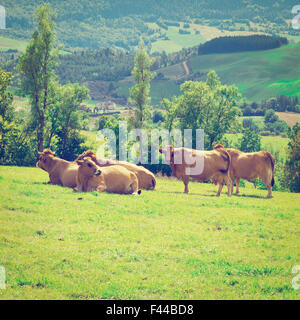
top-left (198, 35), bottom-right (288, 55)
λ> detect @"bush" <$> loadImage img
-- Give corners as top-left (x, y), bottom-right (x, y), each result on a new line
top-left (240, 128), bottom-right (261, 152)
top-left (283, 124), bottom-right (300, 192)
top-left (153, 110), bottom-right (165, 123)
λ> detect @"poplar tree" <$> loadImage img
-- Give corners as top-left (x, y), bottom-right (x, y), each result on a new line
top-left (129, 41), bottom-right (155, 128)
top-left (17, 4), bottom-right (57, 152)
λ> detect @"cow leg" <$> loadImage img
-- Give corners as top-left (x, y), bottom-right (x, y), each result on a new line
top-left (224, 175), bottom-right (232, 197)
top-left (216, 183), bottom-right (224, 196)
top-left (182, 177), bottom-right (189, 193)
top-left (235, 178), bottom-right (240, 194)
top-left (267, 185), bottom-right (273, 198)
top-left (49, 174), bottom-right (61, 186)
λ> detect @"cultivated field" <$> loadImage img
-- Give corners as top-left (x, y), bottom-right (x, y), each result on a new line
top-left (276, 112), bottom-right (300, 127)
top-left (0, 166), bottom-right (299, 300)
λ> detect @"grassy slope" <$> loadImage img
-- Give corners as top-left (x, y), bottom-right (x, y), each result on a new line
top-left (117, 44), bottom-right (300, 106)
top-left (0, 36), bottom-right (28, 51)
top-left (189, 44), bottom-right (300, 101)
top-left (0, 166), bottom-right (299, 300)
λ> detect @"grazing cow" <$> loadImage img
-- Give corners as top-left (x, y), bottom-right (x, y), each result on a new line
top-left (214, 144), bottom-right (275, 198)
top-left (159, 145), bottom-right (232, 196)
top-left (75, 150), bottom-right (156, 190)
top-left (36, 149), bottom-right (78, 188)
top-left (75, 157), bottom-right (141, 195)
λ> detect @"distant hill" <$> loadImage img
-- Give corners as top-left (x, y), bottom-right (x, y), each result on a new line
top-left (0, 0), bottom-right (297, 51)
top-left (115, 44), bottom-right (300, 105)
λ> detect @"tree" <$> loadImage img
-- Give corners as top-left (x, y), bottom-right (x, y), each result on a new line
top-left (164, 70), bottom-right (241, 148)
top-left (0, 68), bottom-right (13, 160)
top-left (242, 118), bottom-right (259, 132)
top-left (284, 123), bottom-right (300, 192)
top-left (240, 128), bottom-right (261, 152)
top-left (53, 83), bottom-right (89, 160)
top-left (17, 3), bottom-right (58, 152)
top-left (129, 41), bottom-right (155, 128)
top-left (264, 109), bottom-right (279, 124)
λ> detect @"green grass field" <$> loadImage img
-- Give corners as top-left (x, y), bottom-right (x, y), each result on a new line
top-left (151, 26), bottom-right (206, 54)
top-left (0, 166), bottom-right (299, 300)
top-left (0, 36), bottom-right (28, 52)
top-left (188, 44), bottom-right (300, 101)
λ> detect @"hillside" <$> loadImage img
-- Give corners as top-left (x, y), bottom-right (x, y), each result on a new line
top-left (0, 166), bottom-right (299, 299)
top-left (116, 44), bottom-right (300, 105)
top-left (0, 0), bottom-right (298, 51)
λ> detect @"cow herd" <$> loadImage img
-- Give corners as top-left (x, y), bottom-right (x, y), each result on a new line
top-left (36, 144), bottom-right (275, 198)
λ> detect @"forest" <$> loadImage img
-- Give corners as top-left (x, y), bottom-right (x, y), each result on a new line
top-left (0, 0), bottom-right (297, 50)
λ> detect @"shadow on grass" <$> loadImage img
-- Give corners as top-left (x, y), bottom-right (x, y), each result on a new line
top-left (232, 193), bottom-right (270, 199)
top-left (160, 190), bottom-right (220, 197)
top-left (31, 181), bottom-right (50, 185)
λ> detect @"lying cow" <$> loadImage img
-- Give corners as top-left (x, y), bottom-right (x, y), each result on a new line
top-left (36, 149), bottom-right (78, 188)
top-left (75, 150), bottom-right (156, 190)
top-left (159, 145), bottom-right (232, 196)
top-left (75, 157), bottom-right (141, 195)
top-left (214, 144), bottom-right (275, 198)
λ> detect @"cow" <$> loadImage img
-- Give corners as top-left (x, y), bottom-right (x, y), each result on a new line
top-left (213, 144), bottom-right (275, 198)
top-left (75, 150), bottom-right (156, 190)
top-left (75, 157), bottom-right (141, 195)
top-left (159, 145), bottom-right (232, 196)
top-left (36, 149), bottom-right (78, 188)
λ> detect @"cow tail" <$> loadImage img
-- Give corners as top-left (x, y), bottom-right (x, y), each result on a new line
top-left (266, 152), bottom-right (275, 187)
top-left (152, 177), bottom-right (156, 190)
top-left (219, 149), bottom-right (231, 174)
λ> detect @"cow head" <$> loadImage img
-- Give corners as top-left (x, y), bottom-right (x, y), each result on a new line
top-left (159, 145), bottom-right (175, 165)
top-left (76, 157), bottom-right (102, 178)
top-left (75, 150), bottom-right (98, 164)
top-left (36, 149), bottom-right (56, 172)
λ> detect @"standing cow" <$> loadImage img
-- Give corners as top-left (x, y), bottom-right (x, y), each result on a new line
top-left (159, 145), bottom-right (232, 197)
top-left (214, 144), bottom-right (275, 198)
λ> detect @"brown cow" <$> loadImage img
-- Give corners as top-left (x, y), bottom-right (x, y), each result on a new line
top-left (159, 145), bottom-right (232, 196)
top-left (75, 157), bottom-right (141, 195)
top-left (214, 144), bottom-right (275, 198)
top-left (36, 149), bottom-right (78, 188)
top-left (75, 150), bottom-right (156, 190)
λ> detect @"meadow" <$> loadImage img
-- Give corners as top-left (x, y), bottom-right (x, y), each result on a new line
top-left (0, 165), bottom-right (299, 300)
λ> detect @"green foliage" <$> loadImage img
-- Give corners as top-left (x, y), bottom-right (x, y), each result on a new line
top-left (152, 110), bottom-right (165, 123)
top-left (48, 83), bottom-right (89, 160)
top-left (284, 124), bottom-right (300, 192)
top-left (242, 118), bottom-right (259, 133)
top-left (129, 41), bottom-right (155, 128)
top-left (264, 109), bottom-right (289, 135)
top-left (198, 35), bottom-right (288, 55)
top-left (164, 70), bottom-right (241, 148)
top-left (17, 3), bottom-right (58, 152)
top-left (240, 128), bottom-right (261, 152)
top-left (264, 109), bottom-right (279, 124)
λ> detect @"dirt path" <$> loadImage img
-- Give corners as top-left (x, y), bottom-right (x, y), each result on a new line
top-left (182, 61), bottom-right (190, 76)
